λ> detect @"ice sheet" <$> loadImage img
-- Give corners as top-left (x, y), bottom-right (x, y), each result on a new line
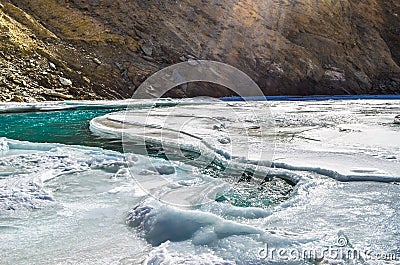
top-left (91, 99), bottom-right (400, 183)
top-left (2, 98), bottom-right (400, 264)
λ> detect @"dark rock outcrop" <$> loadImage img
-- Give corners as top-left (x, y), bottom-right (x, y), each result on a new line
top-left (1, 0), bottom-right (399, 101)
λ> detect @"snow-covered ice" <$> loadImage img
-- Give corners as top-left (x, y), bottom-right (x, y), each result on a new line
top-left (1, 98), bottom-right (399, 265)
top-left (91, 99), bottom-right (400, 183)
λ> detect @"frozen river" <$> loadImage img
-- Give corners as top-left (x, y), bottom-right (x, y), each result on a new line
top-left (1, 98), bottom-right (399, 264)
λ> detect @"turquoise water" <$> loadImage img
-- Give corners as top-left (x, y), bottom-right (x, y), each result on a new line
top-left (0, 109), bottom-right (123, 151)
top-left (0, 107), bottom-right (293, 208)
top-left (0, 107), bottom-right (205, 158)
top-left (216, 182), bottom-right (290, 208)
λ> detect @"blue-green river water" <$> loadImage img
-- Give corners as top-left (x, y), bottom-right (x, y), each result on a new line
top-left (0, 109), bottom-right (123, 150)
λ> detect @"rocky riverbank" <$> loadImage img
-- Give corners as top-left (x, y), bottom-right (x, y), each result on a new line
top-left (0, 0), bottom-right (399, 101)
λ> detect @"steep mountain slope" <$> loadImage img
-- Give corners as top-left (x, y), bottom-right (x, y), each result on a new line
top-left (1, 0), bottom-right (399, 101)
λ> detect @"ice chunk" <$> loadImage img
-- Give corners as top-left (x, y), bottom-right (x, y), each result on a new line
top-left (155, 165), bottom-right (175, 175)
top-left (127, 203), bottom-right (153, 227)
top-left (127, 200), bottom-right (263, 246)
top-left (0, 137), bottom-right (9, 153)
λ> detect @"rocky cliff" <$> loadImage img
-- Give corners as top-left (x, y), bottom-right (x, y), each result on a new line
top-left (0, 0), bottom-right (399, 101)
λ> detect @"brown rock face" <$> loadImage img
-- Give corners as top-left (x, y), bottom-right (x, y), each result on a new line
top-left (1, 0), bottom-right (400, 100)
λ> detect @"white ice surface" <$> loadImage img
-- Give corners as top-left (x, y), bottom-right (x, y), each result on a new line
top-left (91, 100), bottom-right (400, 183)
top-left (1, 99), bottom-right (400, 265)
top-left (0, 98), bottom-right (211, 113)
top-left (87, 99), bottom-right (400, 264)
